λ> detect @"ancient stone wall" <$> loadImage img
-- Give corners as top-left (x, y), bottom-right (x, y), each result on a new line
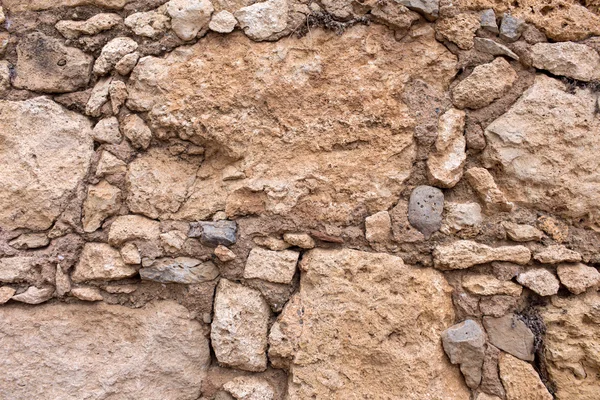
top-left (0, 0), bottom-right (599, 398)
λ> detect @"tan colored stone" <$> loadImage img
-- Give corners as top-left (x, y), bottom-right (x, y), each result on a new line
top-left (86, 77), bottom-right (112, 117)
top-left (160, 230), bottom-right (188, 251)
top-left (427, 108), bottom-right (466, 188)
top-left (0, 98), bottom-right (93, 231)
top-left (484, 75), bottom-right (600, 221)
top-left (480, 344), bottom-right (505, 398)
top-left (167, 0), bottom-right (214, 41)
top-left (96, 151), bottom-right (127, 177)
top-left (56, 13), bottom-right (122, 39)
top-left (484, 314), bottom-right (535, 361)
top-left (214, 245), bottom-right (236, 262)
top-left (127, 25), bottom-right (457, 225)
top-left (108, 215), bottom-right (161, 245)
top-left (223, 376), bottom-right (275, 400)
top-left (480, 295), bottom-right (518, 318)
top-left (534, 245), bottom-right (582, 264)
top-left (531, 42), bottom-right (600, 82)
top-left (365, 210), bottom-right (392, 243)
top-left (109, 80), bottom-right (128, 114)
top-left (55, 265), bottom-right (71, 297)
top-left (465, 167), bottom-right (513, 212)
top-left (71, 287), bottom-right (104, 301)
top-left (434, 240), bottom-right (531, 270)
top-left (253, 236), bottom-right (290, 251)
top-left (115, 52), bottom-right (140, 76)
top-left (11, 286), bottom-right (54, 305)
top-left (8, 233), bottom-right (50, 250)
top-left (462, 274), bottom-right (523, 296)
top-left (476, 394), bottom-right (502, 400)
top-left (126, 149), bottom-right (197, 219)
top-left (517, 268), bottom-right (559, 296)
top-left (503, 222), bottom-right (543, 242)
top-left (94, 37), bottom-right (139, 76)
top-left (499, 353), bottom-right (552, 400)
top-left (3, 0), bottom-right (131, 11)
top-left (442, 202), bottom-right (483, 233)
top-left (436, 13), bottom-right (480, 49)
top-left (537, 215), bottom-right (568, 243)
top-left (283, 232), bottom-right (315, 249)
top-left (102, 284), bottom-right (138, 294)
top-left (243, 248), bottom-right (299, 284)
top-left (121, 113), bottom-right (152, 149)
top-left (557, 263), bottom-right (600, 294)
top-left (452, 58), bottom-right (518, 110)
top-left (0, 301), bottom-right (210, 398)
top-left (0, 287), bottom-right (16, 304)
top-left (120, 243), bottom-right (141, 264)
top-left (274, 248), bottom-right (470, 399)
top-left (72, 243), bottom-right (137, 282)
top-left (211, 279), bottom-right (271, 372)
top-left (209, 10), bottom-right (237, 33)
top-left (82, 181), bottom-right (122, 233)
top-left (92, 117), bottom-right (122, 144)
top-left (234, 0), bottom-right (287, 41)
top-left (125, 8), bottom-right (170, 38)
top-left (0, 257), bottom-right (37, 283)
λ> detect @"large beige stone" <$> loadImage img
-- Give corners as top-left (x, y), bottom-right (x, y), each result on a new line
top-left (557, 263), bottom-right (600, 294)
top-left (82, 180), bottom-right (122, 232)
top-left (498, 353), bottom-right (552, 400)
top-left (127, 25), bottom-right (457, 225)
top-left (484, 75), bottom-right (600, 222)
top-left (427, 108), bottom-right (466, 188)
top-left (433, 240), bottom-right (531, 270)
top-left (0, 301), bottom-right (210, 399)
top-left (0, 97), bottom-right (93, 231)
top-left (530, 42), bottom-right (600, 82)
top-left (541, 292), bottom-right (600, 400)
top-left (108, 214), bottom-right (161, 245)
top-left (72, 243), bottom-right (137, 282)
top-left (271, 248), bottom-right (470, 399)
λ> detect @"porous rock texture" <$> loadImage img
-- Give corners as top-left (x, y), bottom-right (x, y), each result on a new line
top-left (1, 0), bottom-right (600, 398)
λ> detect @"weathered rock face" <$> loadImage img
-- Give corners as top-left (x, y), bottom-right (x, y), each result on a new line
top-left (0, 97), bottom-right (93, 231)
top-left (484, 75), bottom-right (600, 222)
top-left (273, 248), bottom-right (470, 399)
top-left (127, 25), bottom-right (457, 225)
top-left (0, 301), bottom-right (210, 399)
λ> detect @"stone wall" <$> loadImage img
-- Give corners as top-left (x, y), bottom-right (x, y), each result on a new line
top-left (0, 0), bottom-right (599, 398)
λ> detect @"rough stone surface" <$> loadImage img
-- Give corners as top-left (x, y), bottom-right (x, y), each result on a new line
top-left (56, 13), bottom-right (122, 39)
top-left (94, 37), bottom-right (139, 76)
top-left (73, 243), bottom-right (137, 282)
top-left (8, 233), bottom-right (50, 250)
top-left (498, 353), bottom-right (552, 400)
top-left (462, 274), bottom-right (522, 296)
top-left (82, 180), bottom-right (122, 232)
top-left (71, 286), bottom-right (104, 301)
top-left (168, 0), bottom-right (214, 41)
top-left (125, 8), bottom-right (170, 38)
top-left (484, 75), bottom-right (600, 221)
top-left (0, 257), bottom-right (36, 283)
top-left (427, 108), bottom-right (466, 188)
top-left (441, 319), bottom-right (486, 388)
top-left (234, 0), bottom-right (288, 41)
top-left (0, 287), bottom-right (16, 304)
top-left (190, 221), bottom-right (237, 246)
top-left (436, 13), bottom-right (480, 49)
top-left (121, 114), bottom-right (153, 149)
top-left (140, 257), bottom-right (219, 284)
top-left (274, 248), bottom-right (470, 399)
top-left (282, 232), bottom-right (315, 249)
top-left (0, 301), bottom-right (210, 399)
top-left (480, 344), bottom-right (505, 398)
top-left (13, 32), bottom-right (93, 93)
top-left (517, 268), bottom-right (559, 296)
top-left (11, 286), bottom-right (54, 304)
top-left (223, 376), bottom-right (275, 400)
top-left (452, 58), bottom-right (517, 110)
top-left (399, 0), bottom-right (439, 20)
top-left (209, 10), bottom-right (237, 33)
top-left (365, 210), bottom-right (392, 243)
top-left (499, 14), bottom-right (525, 42)
top-left (96, 151), bottom-right (127, 177)
top-left (243, 248), bottom-right (299, 284)
top-left (92, 117), bottom-right (122, 144)
top-left (0, 97), bottom-right (93, 231)
top-left (408, 185), bottom-right (444, 238)
top-left (214, 245), bottom-right (236, 262)
top-left (120, 242), bottom-right (141, 264)
top-left (434, 240), bottom-right (531, 270)
top-left (442, 202), bottom-right (482, 233)
top-left (531, 42), bottom-right (600, 82)
top-left (557, 263), bottom-right (600, 294)
top-left (465, 168), bottom-right (513, 212)
top-left (480, 9), bottom-right (498, 32)
top-left (503, 222), bottom-right (543, 242)
top-left (474, 38), bottom-right (519, 60)
top-left (108, 215), bottom-right (161, 245)
top-left (483, 314), bottom-right (535, 361)
top-left (534, 245), bottom-right (582, 264)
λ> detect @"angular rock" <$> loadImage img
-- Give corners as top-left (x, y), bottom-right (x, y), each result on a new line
top-left (167, 0), bottom-right (214, 41)
top-left (243, 248), bottom-right (299, 284)
top-left (452, 58), bottom-right (517, 110)
top-left (209, 10), bottom-right (237, 33)
top-left (56, 13), bottom-right (122, 39)
top-left (11, 286), bottom-right (54, 304)
top-left (442, 202), bottom-right (482, 233)
top-left (140, 257), bottom-right (219, 284)
top-left (398, 0), bottom-right (439, 20)
top-left (268, 293), bottom-right (301, 368)
top-left (480, 9), bottom-right (498, 33)
top-left (480, 295), bottom-right (518, 318)
top-left (484, 76), bottom-right (600, 220)
top-left (480, 344), bottom-right (505, 398)
top-left (86, 77), bottom-right (112, 117)
top-left (492, 261), bottom-right (520, 281)
top-left (0, 301), bottom-right (210, 399)
top-left (189, 220), bottom-right (237, 246)
top-left (283, 232), bottom-right (315, 249)
top-left (557, 263), bottom-right (600, 295)
top-left (0, 287), bottom-right (16, 304)
top-left (108, 215), bottom-right (161, 245)
top-left (0, 257), bottom-right (37, 283)
top-left (537, 215), bottom-right (568, 243)
top-left (503, 222), bottom-right (543, 242)
top-left (160, 230), bottom-right (187, 251)
top-left (125, 8), bottom-right (170, 38)
top-left (441, 319), bottom-right (486, 388)
top-left (436, 13), bottom-right (480, 50)
top-left (13, 32), bottom-right (93, 93)
top-left (474, 38), bottom-right (519, 60)
top-left (253, 236), bottom-right (290, 250)
top-left (82, 180), bottom-right (122, 232)
top-left (55, 265), bottom-right (71, 297)
top-left (0, 97), bottom-right (93, 231)
top-left (211, 279), bottom-right (271, 372)
top-left (109, 79), bottom-right (128, 114)
top-left (365, 210), bottom-right (392, 243)
top-left (121, 114), bottom-right (152, 149)
top-left (234, 0), bottom-right (288, 41)
top-left (408, 185), bottom-right (444, 238)
top-left (214, 245), bottom-right (236, 262)
top-left (462, 274), bottom-right (523, 296)
top-left (531, 42), bottom-right (600, 82)
top-left (71, 287), bottom-right (104, 301)
top-left (92, 117), bottom-right (122, 144)
top-left (517, 268), bottom-right (559, 296)
top-left (276, 248), bottom-right (470, 398)
top-left (120, 243), bottom-right (141, 264)
top-left (483, 314), bottom-right (535, 361)
top-left (534, 245), bottom-right (582, 264)
top-left (434, 240), bottom-right (531, 270)
top-left (115, 52), bottom-right (140, 75)
top-left (0, 60), bottom-right (10, 95)
top-left (427, 108), bottom-right (466, 187)
top-left (96, 151), bottom-right (127, 177)
top-left (465, 167), bottom-right (513, 212)
top-left (223, 377), bottom-right (275, 400)
top-left (94, 37), bottom-right (138, 76)
top-left (8, 233), bottom-right (50, 250)
top-left (73, 243), bottom-right (137, 282)
top-left (499, 14), bottom-right (525, 42)
top-left (499, 353), bottom-right (552, 400)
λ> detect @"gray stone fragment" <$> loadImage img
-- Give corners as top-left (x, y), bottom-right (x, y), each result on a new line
top-left (140, 257), bottom-right (219, 284)
top-left (441, 319), bottom-right (486, 388)
top-left (499, 14), bottom-right (525, 42)
top-left (474, 38), bottom-right (519, 60)
top-left (189, 220), bottom-right (237, 246)
top-left (480, 9), bottom-right (498, 33)
top-left (483, 314), bottom-right (534, 361)
top-left (398, 0), bottom-right (439, 21)
top-left (408, 185), bottom-right (444, 238)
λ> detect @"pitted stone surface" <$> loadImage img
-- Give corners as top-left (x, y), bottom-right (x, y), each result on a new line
top-left (408, 185), bottom-right (444, 238)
